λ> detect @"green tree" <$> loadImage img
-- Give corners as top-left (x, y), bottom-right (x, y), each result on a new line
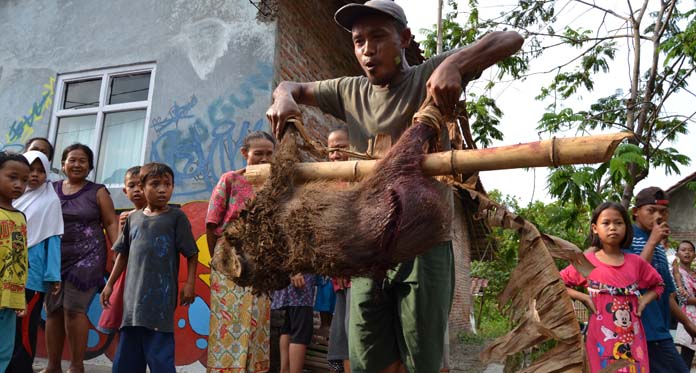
top-left (474, 190), bottom-right (590, 297)
top-left (421, 0), bottom-right (695, 208)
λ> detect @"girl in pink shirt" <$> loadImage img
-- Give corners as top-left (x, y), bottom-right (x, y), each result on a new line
top-left (560, 202), bottom-right (664, 372)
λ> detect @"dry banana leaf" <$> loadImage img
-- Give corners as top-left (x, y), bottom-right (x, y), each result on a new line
top-left (469, 189), bottom-right (589, 372)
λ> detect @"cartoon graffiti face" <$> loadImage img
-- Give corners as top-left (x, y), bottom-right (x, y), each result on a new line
top-left (606, 299), bottom-right (632, 329)
top-left (614, 308), bottom-right (631, 328)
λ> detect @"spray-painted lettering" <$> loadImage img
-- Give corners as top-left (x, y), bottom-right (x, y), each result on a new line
top-left (150, 64), bottom-right (272, 197)
top-left (5, 77), bottom-right (55, 145)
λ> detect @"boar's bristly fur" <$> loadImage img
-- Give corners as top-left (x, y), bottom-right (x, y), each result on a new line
top-left (213, 121), bottom-right (448, 295)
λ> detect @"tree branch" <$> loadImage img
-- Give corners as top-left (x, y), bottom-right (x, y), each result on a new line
top-left (626, 0), bottom-right (635, 21)
top-left (649, 62), bottom-right (693, 125)
top-left (621, 0), bottom-right (650, 208)
top-left (573, 0), bottom-right (628, 21)
top-left (635, 0), bottom-right (650, 26)
top-left (638, 0), bottom-right (670, 146)
top-left (492, 20), bottom-right (646, 43)
top-left (656, 0), bottom-right (677, 39)
top-left (654, 54), bottom-right (686, 95)
top-left (524, 31), bottom-right (647, 42)
top-left (657, 114), bottom-right (696, 122)
top-left (649, 110), bottom-right (696, 158)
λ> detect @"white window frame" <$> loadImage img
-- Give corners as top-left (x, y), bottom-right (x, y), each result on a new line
top-left (48, 63), bottom-right (156, 187)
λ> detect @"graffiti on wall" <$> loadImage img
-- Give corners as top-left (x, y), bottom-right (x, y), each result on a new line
top-left (150, 63), bottom-right (272, 197)
top-left (36, 201), bottom-right (213, 368)
top-left (2, 77), bottom-right (55, 152)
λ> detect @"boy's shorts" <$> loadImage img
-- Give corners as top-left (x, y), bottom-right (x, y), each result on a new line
top-left (349, 241), bottom-right (454, 373)
top-left (327, 288), bottom-right (350, 361)
top-left (113, 326), bottom-right (175, 373)
top-left (280, 306), bottom-right (314, 345)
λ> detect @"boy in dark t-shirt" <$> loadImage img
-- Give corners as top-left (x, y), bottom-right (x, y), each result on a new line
top-left (101, 162), bottom-right (198, 373)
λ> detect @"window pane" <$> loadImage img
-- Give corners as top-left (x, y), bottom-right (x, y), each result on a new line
top-left (97, 110), bottom-right (145, 184)
top-left (109, 73), bottom-right (151, 104)
top-left (53, 115), bottom-right (97, 174)
top-left (63, 79), bottom-right (101, 109)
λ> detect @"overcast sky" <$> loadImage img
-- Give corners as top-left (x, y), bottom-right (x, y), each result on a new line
top-left (397, 0), bottom-right (695, 204)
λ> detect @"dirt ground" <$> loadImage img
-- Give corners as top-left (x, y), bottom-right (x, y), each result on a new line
top-left (33, 343), bottom-right (505, 373)
top-left (449, 342), bottom-right (503, 373)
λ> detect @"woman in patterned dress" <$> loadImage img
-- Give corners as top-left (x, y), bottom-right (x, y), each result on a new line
top-left (674, 240), bottom-right (696, 367)
top-left (206, 131), bottom-right (275, 372)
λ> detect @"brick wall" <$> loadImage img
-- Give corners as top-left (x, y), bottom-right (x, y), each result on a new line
top-left (275, 0), bottom-right (362, 143)
top-left (673, 231), bottom-right (696, 242)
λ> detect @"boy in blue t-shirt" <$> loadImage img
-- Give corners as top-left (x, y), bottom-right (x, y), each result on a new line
top-left (101, 162), bottom-right (198, 372)
top-left (624, 187), bottom-right (696, 373)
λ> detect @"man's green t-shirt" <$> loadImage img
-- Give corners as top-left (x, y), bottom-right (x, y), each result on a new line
top-left (313, 49), bottom-right (457, 153)
top-left (313, 49), bottom-right (459, 242)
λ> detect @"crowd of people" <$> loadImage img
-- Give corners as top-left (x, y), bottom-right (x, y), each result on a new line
top-left (0, 126), bottom-right (354, 373)
top-left (3, 1), bottom-right (695, 373)
top-left (559, 188), bottom-right (696, 372)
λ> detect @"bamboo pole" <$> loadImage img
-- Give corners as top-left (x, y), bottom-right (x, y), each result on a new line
top-left (244, 132), bottom-right (632, 186)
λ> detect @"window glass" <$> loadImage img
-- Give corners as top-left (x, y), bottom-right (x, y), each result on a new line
top-left (53, 115), bottom-right (97, 174)
top-left (109, 73), bottom-right (151, 104)
top-left (96, 110), bottom-right (146, 184)
top-left (63, 79), bottom-right (101, 109)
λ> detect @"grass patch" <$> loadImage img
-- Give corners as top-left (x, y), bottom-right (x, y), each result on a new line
top-left (459, 297), bottom-right (561, 371)
top-left (459, 331), bottom-right (487, 344)
top-left (459, 297), bottom-right (511, 345)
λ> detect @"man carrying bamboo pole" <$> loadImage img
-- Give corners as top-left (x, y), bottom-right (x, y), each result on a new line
top-left (266, 2), bottom-right (523, 372)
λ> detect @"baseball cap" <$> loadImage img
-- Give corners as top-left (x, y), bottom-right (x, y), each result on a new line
top-left (334, 0), bottom-right (408, 32)
top-left (634, 186), bottom-right (669, 208)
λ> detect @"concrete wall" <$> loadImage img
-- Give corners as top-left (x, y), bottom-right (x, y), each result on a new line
top-left (0, 0), bottom-right (276, 370)
top-left (1, 0), bottom-right (275, 206)
top-left (669, 184), bottom-right (696, 242)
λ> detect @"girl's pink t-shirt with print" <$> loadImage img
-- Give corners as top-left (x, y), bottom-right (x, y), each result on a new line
top-left (560, 252), bottom-right (664, 373)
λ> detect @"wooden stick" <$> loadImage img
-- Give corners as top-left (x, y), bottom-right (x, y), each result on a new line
top-left (244, 132), bottom-right (632, 186)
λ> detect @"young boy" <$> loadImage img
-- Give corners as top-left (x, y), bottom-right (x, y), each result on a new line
top-left (101, 162), bottom-right (198, 372)
top-left (118, 166), bottom-right (146, 228)
top-left (98, 166), bottom-right (145, 334)
top-left (0, 152), bottom-right (30, 372)
top-left (625, 187), bottom-right (696, 372)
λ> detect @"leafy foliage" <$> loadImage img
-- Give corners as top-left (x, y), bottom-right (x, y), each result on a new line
top-left (466, 94), bottom-right (504, 147)
top-left (420, 0), bottom-right (695, 209)
top-left (472, 190), bottom-right (590, 298)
